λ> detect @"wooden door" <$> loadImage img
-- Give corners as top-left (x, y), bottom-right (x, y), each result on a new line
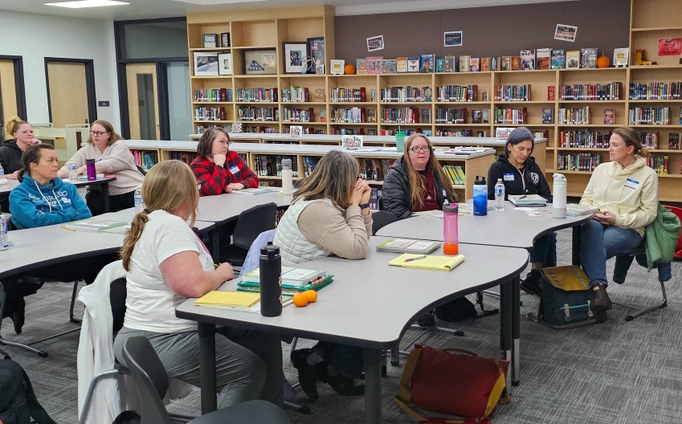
top-left (126, 63), bottom-right (160, 140)
top-left (0, 59), bottom-right (18, 141)
top-left (46, 61), bottom-right (89, 127)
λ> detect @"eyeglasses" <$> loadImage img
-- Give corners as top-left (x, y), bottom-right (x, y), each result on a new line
top-left (90, 131), bottom-right (109, 137)
top-left (410, 146), bottom-right (431, 153)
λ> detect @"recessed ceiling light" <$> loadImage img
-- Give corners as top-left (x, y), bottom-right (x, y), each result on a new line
top-left (45, 0), bottom-right (129, 8)
top-left (172, 0), bottom-right (267, 5)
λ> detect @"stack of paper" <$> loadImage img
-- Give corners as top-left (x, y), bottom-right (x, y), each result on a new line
top-left (62, 219), bottom-right (128, 232)
top-left (195, 291), bottom-right (260, 308)
top-left (508, 194), bottom-right (547, 207)
top-left (376, 238), bottom-right (441, 254)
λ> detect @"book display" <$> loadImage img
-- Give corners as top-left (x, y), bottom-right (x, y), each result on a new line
top-left (182, 0), bottom-right (682, 202)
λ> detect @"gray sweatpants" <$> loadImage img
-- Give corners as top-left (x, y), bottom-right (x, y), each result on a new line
top-left (114, 325), bottom-right (283, 408)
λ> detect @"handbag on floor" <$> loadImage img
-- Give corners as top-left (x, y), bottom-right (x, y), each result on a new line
top-left (395, 345), bottom-right (510, 423)
top-left (533, 265), bottom-right (600, 329)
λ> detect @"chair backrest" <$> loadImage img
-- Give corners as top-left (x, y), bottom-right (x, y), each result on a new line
top-left (233, 202), bottom-right (277, 250)
top-left (372, 210), bottom-right (398, 235)
top-left (122, 337), bottom-right (171, 424)
top-left (240, 229), bottom-right (276, 276)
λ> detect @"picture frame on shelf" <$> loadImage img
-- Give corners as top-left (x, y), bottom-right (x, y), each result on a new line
top-left (217, 53), bottom-right (232, 76)
top-left (202, 33), bottom-right (218, 48)
top-left (330, 59), bottom-right (345, 75)
top-left (245, 49), bottom-right (277, 75)
top-left (290, 125), bottom-right (303, 136)
top-left (220, 32), bottom-right (230, 48)
top-left (308, 37), bottom-right (325, 74)
top-left (613, 48), bottom-right (629, 67)
top-left (283, 42), bottom-right (308, 74)
top-left (193, 52), bottom-right (219, 76)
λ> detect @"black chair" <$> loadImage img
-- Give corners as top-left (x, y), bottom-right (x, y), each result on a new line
top-left (371, 210), bottom-right (398, 235)
top-left (219, 202), bottom-right (277, 267)
top-left (122, 336), bottom-right (291, 424)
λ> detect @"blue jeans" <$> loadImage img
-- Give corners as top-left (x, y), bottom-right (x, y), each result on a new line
top-left (579, 220), bottom-right (642, 287)
top-left (530, 232), bottom-right (557, 267)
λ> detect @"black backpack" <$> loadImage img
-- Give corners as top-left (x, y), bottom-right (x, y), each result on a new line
top-left (0, 348), bottom-right (56, 424)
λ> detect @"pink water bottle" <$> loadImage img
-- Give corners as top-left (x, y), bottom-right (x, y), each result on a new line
top-left (443, 202), bottom-right (459, 255)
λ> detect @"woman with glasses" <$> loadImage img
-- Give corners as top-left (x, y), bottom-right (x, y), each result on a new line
top-left (382, 133), bottom-right (458, 219)
top-left (190, 127), bottom-right (258, 196)
top-left (57, 120), bottom-right (144, 215)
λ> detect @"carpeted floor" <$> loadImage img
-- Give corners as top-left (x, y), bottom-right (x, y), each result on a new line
top-left (2, 228), bottom-right (681, 423)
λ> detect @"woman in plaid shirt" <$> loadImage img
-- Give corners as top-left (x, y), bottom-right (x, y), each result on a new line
top-left (190, 128), bottom-right (259, 196)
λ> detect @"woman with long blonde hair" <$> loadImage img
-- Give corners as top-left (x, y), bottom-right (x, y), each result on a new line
top-left (113, 160), bottom-right (283, 408)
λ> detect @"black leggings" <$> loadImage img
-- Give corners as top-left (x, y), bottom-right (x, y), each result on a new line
top-left (86, 190), bottom-right (135, 216)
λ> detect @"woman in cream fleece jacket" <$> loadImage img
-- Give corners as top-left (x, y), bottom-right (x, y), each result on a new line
top-left (579, 127), bottom-right (658, 313)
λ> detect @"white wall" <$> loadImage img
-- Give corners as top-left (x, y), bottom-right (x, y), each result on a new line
top-left (0, 11), bottom-right (120, 130)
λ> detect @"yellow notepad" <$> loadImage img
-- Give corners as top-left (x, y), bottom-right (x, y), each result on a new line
top-left (388, 254), bottom-right (465, 272)
top-left (195, 291), bottom-right (260, 308)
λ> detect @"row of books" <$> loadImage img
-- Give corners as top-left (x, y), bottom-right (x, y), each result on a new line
top-left (629, 82), bottom-right (682, 100)
top-left (330, 87), bottom-right (370, 103)
top-left (494, 107), bottom-right (528, 125)
top-left (194, 88), bottom-right (232, 102)
top-left (237, 107), bottom-right (278, 122)
top-left (559, 83), bottom-right (623, 101)
top-left (494, 85), bottom-right (531, 102)
top-left (194, 107), bottom-right (227, 121)
top-left (358, 158), bottom-right (394, 181)
top-left (519, 48), bottom-right (600, 70)
top-left (282, 107), bottom-right (315, 123)
top-left (441, 165), bottom-right (466, 185)
top-left (253, 155), bottom-right (299, 177)
top-left (559, 131), bottom-right (612, 148)
top-left (381, 107), bottom-right (421, 124)
top-left (557, 154), bottom-right (602, 172)
top-left (167, 152), bottom-right (197, 165)
top-left (628, 107), bottom-right (674, 125)
top-left (236, 88), bottom-right (278, 103)
top-left (646, 156), bottom-right (670, 174)
top-left (435, 129), bottom-right (488, 137)
top-left (435, 85), bottom-right (480, 102)
top-left (558, 107), bottom-right (590, 125)
top-left (381, 86), bottom-right (433, 103)
top-left (301, 156), bottom-right (320, 177)
top-left (284, 126), bottom-right (324, 135)
top-left (434, 108), bottom-right (467, 124)
top-left (639, 132), bottom-right (682, 150)
top-left (131, 150), bottom-right (158, 170)
top-left (280, 86), bottom-right (310, 103)
top-left (330, 107), bottom-right (365, 123)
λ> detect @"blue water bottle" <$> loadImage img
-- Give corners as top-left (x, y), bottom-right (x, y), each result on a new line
top-left (473, 176), bottom-right (488, 216)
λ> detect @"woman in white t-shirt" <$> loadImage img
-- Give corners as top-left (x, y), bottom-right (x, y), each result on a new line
top-left (112, 160), bottom-right (282, 408)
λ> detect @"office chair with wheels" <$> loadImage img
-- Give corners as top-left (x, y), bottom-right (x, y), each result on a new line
top-left (219, 202), bottom-right (277, 268)
top-left (123, 336), bottom-right (291, 424)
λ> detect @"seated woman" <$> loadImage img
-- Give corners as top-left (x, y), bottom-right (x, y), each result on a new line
top-left (0, 117), bottom-right (41, 212)
top-left (486, 127), bottom-right (556, 295)
top-left (382, 133), bottom-right (458, 220)
top-left (579, 127), bottom-right (658, 312)
top-left (7, 144), bottom-right (117, 333)
top-left (57, 120), bottom-right (144, 216)
top-left (113, 160), bottom-right (282, 408)
top-left (273, 150), bottom-right (372, 401)
top-left (191, 127), bottom-right (258, 196)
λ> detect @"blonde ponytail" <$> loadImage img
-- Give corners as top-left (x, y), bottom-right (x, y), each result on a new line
top-left (5, 116), bottom-right (27, 137)
top-left (121, 211), bottom-right (149, 271)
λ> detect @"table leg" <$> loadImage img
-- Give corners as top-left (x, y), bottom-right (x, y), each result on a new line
top-left (198, 322), bottom-right (217, 414)
top-left (210, 229), bottom-right (220, 263)
top-left (363, 348), bottom-right (382, 424)
top-left (572, 226), bottom-right (581, 265)
top-left (102, 182), bottom-right (110, 213)
top-left (511, 274), bottom-right (520, 387)
top-left (499, 279), bottom-right (512, 391)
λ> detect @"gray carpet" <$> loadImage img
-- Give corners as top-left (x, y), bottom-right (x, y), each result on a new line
top-left (2, 228), bottom-right (681, 423)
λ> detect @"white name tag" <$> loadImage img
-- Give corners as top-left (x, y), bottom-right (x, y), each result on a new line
top-left (503, 172), bottom-right (514, 182)
top-left (624, 178), bottom-right (639, 190)
top-left (229, 165), bottom-right (240, 175)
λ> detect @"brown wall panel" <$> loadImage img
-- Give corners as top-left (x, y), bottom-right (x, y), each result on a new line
top-left (335, 0), bottom-right (630, 63)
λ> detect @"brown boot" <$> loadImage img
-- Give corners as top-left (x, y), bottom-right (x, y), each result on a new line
top-left (591, 283), bottom-right (612, 312)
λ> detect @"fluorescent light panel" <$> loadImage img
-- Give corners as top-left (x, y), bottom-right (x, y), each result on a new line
top-left (172, 0), bottom-right (268, 5)
top-left (45, 0), bottom-right (129, 8)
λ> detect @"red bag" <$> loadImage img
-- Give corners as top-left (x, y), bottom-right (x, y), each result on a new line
top-left (395, 345), bottom-right (511, 423)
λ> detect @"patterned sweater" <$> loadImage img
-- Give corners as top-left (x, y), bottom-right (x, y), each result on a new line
top-left (190, 152), bottom-right (258, 196)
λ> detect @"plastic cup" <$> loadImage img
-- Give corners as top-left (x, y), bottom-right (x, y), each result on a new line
top-left (395, 132), bottom-right (405, 152)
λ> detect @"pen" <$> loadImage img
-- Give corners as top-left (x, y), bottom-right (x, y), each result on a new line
top-left (519, 195), bottom-right (527, 200)
top-left (61, 225), bottom-right (76, 232)
top-left (404, 255), bottom-right (427, 263)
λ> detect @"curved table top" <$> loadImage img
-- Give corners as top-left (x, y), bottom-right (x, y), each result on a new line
top-left (197, 192), bottom-right (292, 223)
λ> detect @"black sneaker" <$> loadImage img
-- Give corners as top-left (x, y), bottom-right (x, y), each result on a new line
top-left (520, 269), bottom-right (542, 296)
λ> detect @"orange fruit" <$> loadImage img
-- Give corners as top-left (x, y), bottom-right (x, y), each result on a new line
top-left (303, 290), bottom-right (318, 303)
top-left (293, 293), bottom-right (309, 307)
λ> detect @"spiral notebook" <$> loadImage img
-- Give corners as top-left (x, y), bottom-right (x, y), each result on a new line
top-left (388, 254), bottom-right (465, 272)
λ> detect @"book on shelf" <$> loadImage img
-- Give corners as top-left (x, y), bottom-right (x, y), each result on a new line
top-left (231, 187), bottom-right (278, 195)
top-left (500, 56), bottom-right (510, 71)
top-left (396, 57), bottom-right (408, 73)
top-left (472, 110), bottom-right (482, 123)
top-left (566, 50), bottom-right (580, 69)
top-left (542, 107), bottom-right (554, 124)
top-left (356, 58), bottom-right (367, 74)
top-left (195, 291), bottom-right (260, 308)
top-left (469, 57), bottom-right (480, 72)
top-left (548, 86), bottom-right (555, 101)
top-left (668, 133), bottom-right (680, 150)
top-left (536, 48), bottom-right (551, 70)
top-left (459, 55), bottom-right (470, 72)
top-left (580, 48), bottom-right (597, 69)
top-left (420, 54), bottom-right (435, 73)
top-left (551, 49), bottom-right (565, 69)
top-left (62, 219), bottom-right (128, 233)
top-left (388, 253), bottom-right (465, 272)
top-left (444, 56), bottom-right (455, 72)
top-left (435, 58), bottom-right (445, 73)
top-left (241, 266), bottom-right (327, 288)
top-left (366, 56), bottom-right (383, 74)
top-left (508, 194), bottom-right (547, 206)
top-left (382, 58), bottom-right (397, 74)
top-left (495, 127), bottom-right (515, 139)
top-left (490, 57), bottom-right (498, 71)
top-left (407, 56), bottom-right (420, 73)
top-left (604, 109), bottom-right (615, 125)
top-left (520, 49), bottom-right (535, 70)
top-left (511, 56), bottom-right (521, 70)
top-left (476, 130), bottom-right (487, 137)
top-left (376, 238), bottom-right (442, 254)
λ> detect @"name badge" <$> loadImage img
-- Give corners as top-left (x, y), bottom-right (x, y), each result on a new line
top-left (624, 178), bottom-right (639, 190)
top-left (229, 165), bottom-right (240, 176)
top-left (503, 172), bottom-right (514, 182)
top-left (60, 195), bottom-right (72, 205)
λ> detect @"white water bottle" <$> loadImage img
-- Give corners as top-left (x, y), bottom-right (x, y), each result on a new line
top-left (553, 173), bottom-right (567, 219)
top-left (281, 158), bottom-right (293, 195)
top-left (68, 164), bottom-right (78, 183)
top-left (494, 178), bottom-right (505, 211)
top-left (134, 185), bottom-right (144, 214)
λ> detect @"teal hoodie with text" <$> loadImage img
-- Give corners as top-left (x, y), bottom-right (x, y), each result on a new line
top-left (9, 174), bottom-right (92, 229)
